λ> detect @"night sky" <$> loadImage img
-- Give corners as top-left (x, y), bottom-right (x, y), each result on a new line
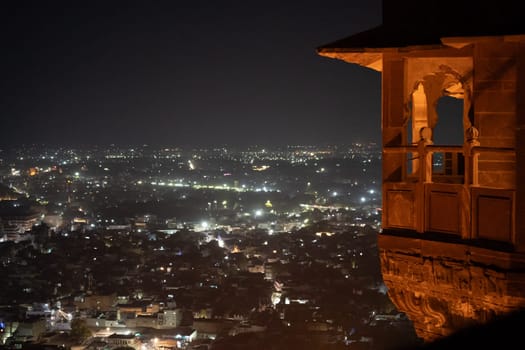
top-left (0, 1), bottom-right (383, 148)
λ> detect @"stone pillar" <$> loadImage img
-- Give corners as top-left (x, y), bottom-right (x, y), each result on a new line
top-left (515, 41), bottom-right (525, 252)
top-left (473, 40), bottom-right (517, 188)
top-left (382, 53), bottom-right (406, 183)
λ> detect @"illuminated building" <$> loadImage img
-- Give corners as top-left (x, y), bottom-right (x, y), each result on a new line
top-left (0, 184), bottom-right (20, 201)
top-left (0, 205), bottom-right (42, 242)
top-left (106, 333), bottom-right (139, 348)
top-left (318, 0), bottom-right (525, 342)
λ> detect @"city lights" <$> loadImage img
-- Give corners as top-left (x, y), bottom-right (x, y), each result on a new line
top-left (0, 143), bottom-right (387, 349)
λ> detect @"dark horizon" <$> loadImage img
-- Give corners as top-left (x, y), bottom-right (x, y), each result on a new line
top-left (0, 140), bottom-right (381, 151)
top-left (0, 1), bottom-right (383, 148)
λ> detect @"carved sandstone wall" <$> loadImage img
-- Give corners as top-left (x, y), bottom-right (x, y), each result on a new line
top-left (379, 234), bottom-right (525, 341)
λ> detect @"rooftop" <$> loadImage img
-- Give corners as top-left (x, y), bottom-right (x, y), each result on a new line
top-left (318, 0), bottom-right (525, 53)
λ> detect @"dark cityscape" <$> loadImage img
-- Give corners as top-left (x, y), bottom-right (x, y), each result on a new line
top-left (0, 143), bottom-right (422, 349)
top-left (3, 0), bottom-right (525, 349)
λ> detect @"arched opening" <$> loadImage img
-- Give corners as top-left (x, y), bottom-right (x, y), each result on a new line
top-left (433, 95), bottom-right (464, 145)
top-left (432, 95), bottom-right (465, 178)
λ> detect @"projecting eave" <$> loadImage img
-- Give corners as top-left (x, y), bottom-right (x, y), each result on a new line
top-left (316, 24), bottom-right (447, 72)
top-left (317, 48), bottom-right (384, 71)
top-left (317, 44), bottom-right (445, 72)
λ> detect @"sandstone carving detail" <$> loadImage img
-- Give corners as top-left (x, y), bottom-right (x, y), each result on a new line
top-left (379, 237), bottom-right (525, 341)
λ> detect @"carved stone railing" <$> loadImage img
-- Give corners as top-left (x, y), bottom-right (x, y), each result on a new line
top-left (383, 144), bottom-right (464, 184)
top-left (382, 131), bottom-right (516, 241)
top-left (383, 144), bottom-right (515, 186)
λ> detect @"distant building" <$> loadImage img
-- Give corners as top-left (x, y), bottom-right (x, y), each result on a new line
top-left (84, 339), bottom-right (109, 349)
top-left (42, 214), bottom-right (63, 230)
top-left (0, 184), bottom-right (20, 201)
top-left (85, 314), bottom-right (121, 328)
top-left (117, 299), bottom-right (160, 320)
top-left (192, 319), bottom-right (236, 340)
top-left (0, 203), bottom-right (42, 242)
top-left (74, 293), bottom-right (118, 313)
top-left (24, 303), bottom-right (52, 319)
top-left (106, 333), bottom-right (139, 348)
top-left (172, 326), bottom-right (197, 344)
top-left (157, 309), bottom-right (182, 328)
top-left (11, 317), bottom-right (47, 343)
top-left (124, 309), bottom-right (182, 329)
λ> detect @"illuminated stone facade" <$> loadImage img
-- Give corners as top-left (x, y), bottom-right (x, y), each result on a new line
top-left (319, 0), bottom-right (525, 342)
top-left (378, 234), bottom-right (525, 341)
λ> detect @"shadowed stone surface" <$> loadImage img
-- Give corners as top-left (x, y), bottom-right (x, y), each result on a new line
top-left (379, 234), bottom-right (525, 342)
